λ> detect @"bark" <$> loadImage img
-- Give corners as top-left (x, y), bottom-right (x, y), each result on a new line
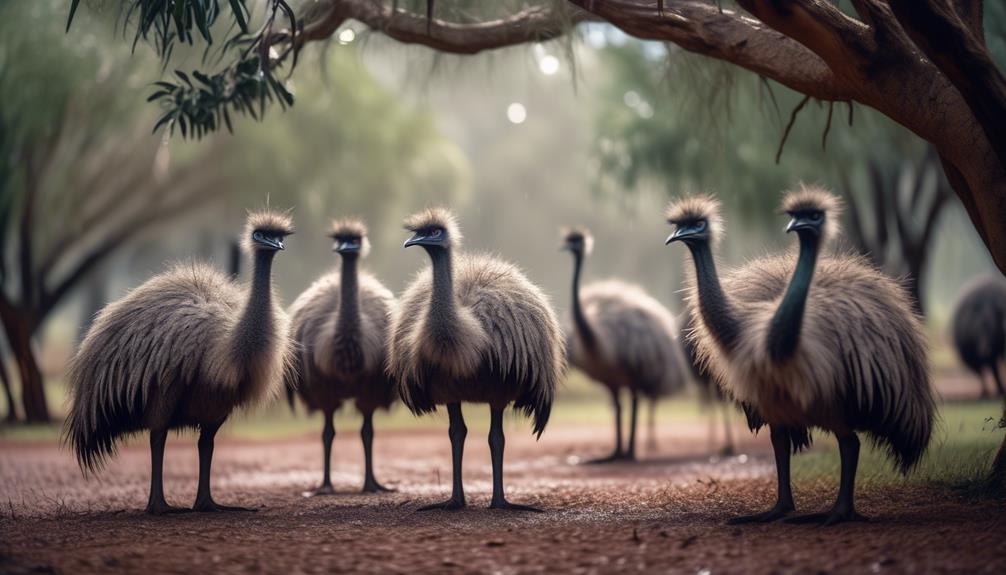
top-left (284, 0), bottom-right (1006, 273)
top-left (0, 295), bottom-right (48, 423)
top-left (0, 347), bottom-right (17, 423)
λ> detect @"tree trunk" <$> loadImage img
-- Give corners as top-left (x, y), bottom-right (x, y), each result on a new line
top-left (0, 351), bottom-right (17, 423)
top-left (0, 301), bottom-right (49, 423)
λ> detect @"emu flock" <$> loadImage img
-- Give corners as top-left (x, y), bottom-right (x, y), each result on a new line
top-left (65, 185), bottom-right (960, 525)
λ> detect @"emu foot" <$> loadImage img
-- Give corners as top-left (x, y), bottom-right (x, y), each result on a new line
top-left (727, 502), bottom-right (794, 524)
top-left (145, 501), bottom-right (191, 516)
top-left (417, 497), bottom-right (466, 511)
top-left (192, 497), bottom-right (257, 513)
top-left (302, 484), bottom-right (336, 497)
top-left (784, 508), bottom-right (867, 526)
top-left (361, 479), bottom-right (395, 494)
top-left (719, 445), bottom-right (737, 457)
top-left (489, 498), bottom-right (542, 512)
top-left (584, 451), bottom-right (633, 465)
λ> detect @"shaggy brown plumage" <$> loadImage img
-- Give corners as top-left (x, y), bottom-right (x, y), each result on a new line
top-left (667, 188), bottom-right (935, 525)
top-left (390, 208), bottom-right (564, 510)
top-left (64, 210), bottom-right (294, 514)
top-left (561, 227), bottom-right (687, 462)
top-left (951, 274), bottom-right (1006, 398)
top-left (286, 218), bottom-right (396, 494)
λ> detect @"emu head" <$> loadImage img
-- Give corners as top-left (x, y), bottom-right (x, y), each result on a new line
top-left (403, 207), bottom-right (462, 252)
top-left (664, 195), bottom-right (723, 248)
top-left (560, 227), bottom-right (594, 257)
top-left (244, 210), bottom-right (294, 253)
top-left (329, 218), bottom-right (370, 258)
top-left (780, 185), bottom-right (842, 244)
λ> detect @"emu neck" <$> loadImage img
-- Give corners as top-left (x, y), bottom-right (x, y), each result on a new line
top-left (233, 250), bottom-right (276, 362)
top-left (570, 252), bottom-right (597, 349)
top-left (336, 254), bottom-right (360, 333)
top-left (686, 241), bottom-right (741, 354)
top-left (768, 232), bottom-right (820, 363)
top-left (427, 247), bottom-right (459, 330)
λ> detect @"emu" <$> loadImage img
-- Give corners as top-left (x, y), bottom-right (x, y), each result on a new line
top-left (951, 275), bottom-right (1006, 398)
top-left (389, 208), bottom-right (565, 511)
top-left (680, 308), bottom-right (736, 456)
top-left (665, 188), bottom-right (935, 525)
top-left (64, 211), bottom-right (294, 515)
top-left (561, 227), bottom-right (687, 462)
top-left (287, 218), bottom-right (397, 495)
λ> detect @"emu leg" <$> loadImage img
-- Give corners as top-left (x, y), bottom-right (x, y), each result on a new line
top-left (361, 410), bottom-right (393, 493)
top-left (992, 365), bottom-right (1006, 399)
top-left (625, 389), bottom-right (639, 461)
top-left (786, 432), bottom-right (867, 525)
top-left (728, 425), bottom-right (795, 524)
top-left (978, 369), bottom-right (992, 399)
top-left (193, 421), bottom-right (255, 512)
top-left (303, 409), bottom-right (336, 496)
top-left (145, 428), bottom-right (188, 515)
top-left (488, 406), bottom-right (541, 511)
top-left (586, 388), bottom-right (624, 463)
top-left (419, 403), bottom-right (466, 511)
top-left (720, 402), bottom-right (736, 457)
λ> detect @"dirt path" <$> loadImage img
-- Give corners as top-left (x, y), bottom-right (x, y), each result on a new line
top-left (2, 422), bottom-right (1005, 574)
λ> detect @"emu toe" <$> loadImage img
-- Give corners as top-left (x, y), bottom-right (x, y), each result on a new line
top-left (193, 497), bottom-right (258, 513)
top-left (584, 451), bottom-right (633, 465)
top-left (302, 484), bottom-right (337, 497)
top-left (726, 502), bottom-right (794, 524)
top-left (418, 497), bottom-right (466, 511)
top-left (489, 499), bottom-right (542, 512)
top-left (361, 480), bottom-right (395, 494)
top-left (145, 502), bottom-right (192, 516)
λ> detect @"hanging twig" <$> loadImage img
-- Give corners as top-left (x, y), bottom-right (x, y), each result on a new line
top-left (775, 94), bottom-right (811, 164)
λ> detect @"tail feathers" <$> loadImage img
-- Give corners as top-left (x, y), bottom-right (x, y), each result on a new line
top-left (867, 407), bottom-right (934, 474)
top-left (514, 392), bottom-right (551, 439)
top-left (62, 397), bottom-right (143, 475)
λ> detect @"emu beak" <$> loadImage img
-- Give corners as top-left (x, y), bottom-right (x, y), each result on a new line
top-left (334, 240), bottom-right (361, 254)
top-left (261, 236), bottom-right (285, 250)
top-left (786, 217), bottom-right (814, 233)
top-left (404, 232), bottom-right (426, 248)
top-left (665, 227), bottom-right (687, 245)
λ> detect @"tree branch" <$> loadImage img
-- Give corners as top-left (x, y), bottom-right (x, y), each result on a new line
top-left (290, 0), bottom-right (594, 55)
top-left (735, 0), bottom-right (874, 68)
top-left (568, 0), bottom-right (854, 101)
top-left (36, 176), bottom-right (223, 320)
top-left (888, 0), bottom-right (1006, 167)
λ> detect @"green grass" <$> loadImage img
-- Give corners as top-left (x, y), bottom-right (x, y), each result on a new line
top-left (790, 400), bottom-right (1004, 497)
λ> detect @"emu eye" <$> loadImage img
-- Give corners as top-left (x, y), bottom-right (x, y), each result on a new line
top-left (253, 231), bottom-right (264, 241)
top-left (431, 229), bottom-right (442, 237)
top-left (810, 211), bottom-right (823, 222)
top-left (694, 220), bottom-right (707, 232)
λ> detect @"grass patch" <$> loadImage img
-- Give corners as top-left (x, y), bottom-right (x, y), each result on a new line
top-left (790, 400), bottom-right (1004, 499)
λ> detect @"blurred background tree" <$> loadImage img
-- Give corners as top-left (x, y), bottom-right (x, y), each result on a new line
top-left (1, 0), bottom-right (464, 422)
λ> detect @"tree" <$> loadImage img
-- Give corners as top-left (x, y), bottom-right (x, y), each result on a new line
top-left (1, 1), bottom-right (229, 422)
top-left (68, 0), bottom-right (1006, 276)
top-left (842, 148), bottom-right (953, 315)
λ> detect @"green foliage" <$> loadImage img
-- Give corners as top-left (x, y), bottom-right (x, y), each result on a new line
top-left (66, 0), bottom-right (298, 139)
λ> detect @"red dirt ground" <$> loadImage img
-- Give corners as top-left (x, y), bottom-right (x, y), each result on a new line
top-left (1, 419), bottom-right (1005, 574)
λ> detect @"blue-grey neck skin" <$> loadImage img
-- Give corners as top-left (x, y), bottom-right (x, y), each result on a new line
top-left (233, 249), bottom-right (276, 362)
top-left (685, 240), bottom-right (742, 354)
top-left (768, 231), bottom-right (821, 363)
top-left (570, 251), bottom-right (597, 349)
top-left (425, 246), bottom-right (459, 339)
top-left (336, 253), bottom-right (360, 334)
